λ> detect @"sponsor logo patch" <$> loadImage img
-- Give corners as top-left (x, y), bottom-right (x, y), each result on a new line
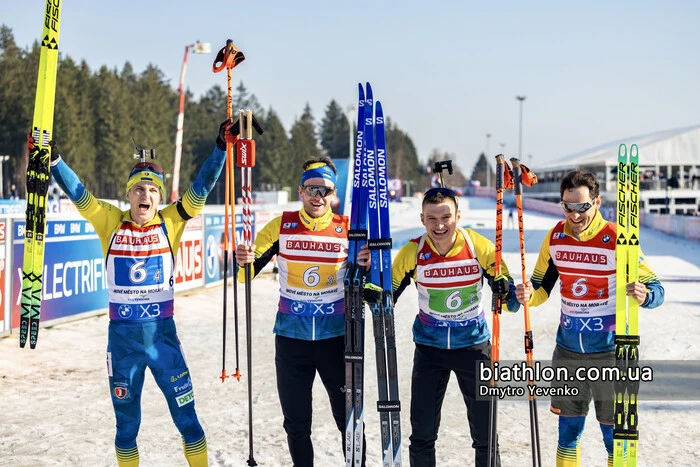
top-left (114, 386), bottom-right (128, 399)
top-left (176, 390), bottom-right (195, 407)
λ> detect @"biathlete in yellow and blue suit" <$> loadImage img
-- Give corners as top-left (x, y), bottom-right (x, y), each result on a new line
top-left (516, 170), bottom-right (664, 467)
top-left (43, 120), bottom-right (238, 467)
top-left (235, 156), bottom-right (370, 466)
top-left (388, 187), bottom-right (519, 467)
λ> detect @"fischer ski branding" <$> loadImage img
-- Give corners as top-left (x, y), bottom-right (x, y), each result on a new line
top-left (613, 143), bottom-right (640, 467)
top-left (20, 0), bottom-right (63, 348)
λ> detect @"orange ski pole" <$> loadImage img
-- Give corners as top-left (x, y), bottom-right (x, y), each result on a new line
top-left (212, 39), bottom-right (245, 383)
top-left (510, 157), bottom-right (541, 467)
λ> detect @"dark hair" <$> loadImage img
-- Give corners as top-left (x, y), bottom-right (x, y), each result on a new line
top-left (422, 187), bottom-right (458, 209)
top-left (302, 156), bottom-right (337, 175)
top-left (560, 170), bottom-right (599, 199)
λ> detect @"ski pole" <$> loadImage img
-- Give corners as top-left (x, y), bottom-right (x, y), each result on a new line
top-left (236, 108), bottom-right (263, 467)
top-left (488, 154), bottom-right (513, 467)
top-left (212, 39), bottom-right (245, 382)
top-left (510, 157), bottom-right (541, 467)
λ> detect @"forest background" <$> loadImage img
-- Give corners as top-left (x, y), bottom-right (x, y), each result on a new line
top-left (0, 26), bottom-right (495, 203)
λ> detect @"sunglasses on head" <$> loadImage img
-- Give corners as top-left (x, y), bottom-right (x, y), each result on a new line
top-left (301, 185), bottom-right (335, 198)
top-left (560, 199), bottom-right (596, 213)
top-left (423, 187), bottom-right (458, 202)
top-left (130, 161), bottom-right (164, 177)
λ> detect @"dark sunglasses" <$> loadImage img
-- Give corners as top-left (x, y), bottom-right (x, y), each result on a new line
top-left (302, 185), bottom-right (335, 198)
top-left (423, 187), bottom-right (458, 202)
top-left (130, 161), bottom-right (164, 177)
top-left (560, 199), bottom-right (596, 213)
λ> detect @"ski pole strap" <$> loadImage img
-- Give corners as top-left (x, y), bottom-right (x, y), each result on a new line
top-left (367, 238), bottom-right (392, 250)
top-left (212, 39), bottom-right (245, 73)
top-left (348, 229), bottom-right (368, 241)
top-left (377, 400), bottom-right (401, 412)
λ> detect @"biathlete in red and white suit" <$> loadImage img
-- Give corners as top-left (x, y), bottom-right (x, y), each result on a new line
top-left (46, 120), bottom-right (238, 467)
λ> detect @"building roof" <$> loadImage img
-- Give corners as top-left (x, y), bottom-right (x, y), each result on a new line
top-left (539, 124), bottom-right (700, 171)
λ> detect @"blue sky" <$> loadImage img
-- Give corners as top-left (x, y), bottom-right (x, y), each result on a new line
top-left (2, 0), bottom-right (699, 175)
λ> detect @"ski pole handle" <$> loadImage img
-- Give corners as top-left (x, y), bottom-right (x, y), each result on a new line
top-left (235, 109), bottom-right (264, 168)
top-left (212, 39), bottom-right (245, 73)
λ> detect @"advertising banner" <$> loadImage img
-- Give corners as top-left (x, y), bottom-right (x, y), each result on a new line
top-left (12, 219), bottom-right (107, 327)
top-left (203, 213), bottom-right (250, 285)
top-left (174, 216), bottom-right (204, 292)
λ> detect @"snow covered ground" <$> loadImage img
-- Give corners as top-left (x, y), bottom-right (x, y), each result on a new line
top-left (2, 197), bottom-right (699, 466)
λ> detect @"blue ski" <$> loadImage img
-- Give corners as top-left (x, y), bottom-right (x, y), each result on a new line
top-left (366, 84), bottom-right (402, 467)
top-left (345, 83), bottom-right (369, 467)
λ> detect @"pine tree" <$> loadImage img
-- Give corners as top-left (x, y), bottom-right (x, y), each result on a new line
top-left (289, 103), bottom-right (322, 177)
top-left (469, 152), bottom-right (494, 187)
top-left (256, 108), bottom-right (291, 190)
top-left (319, 99), bottom-right (350, 160)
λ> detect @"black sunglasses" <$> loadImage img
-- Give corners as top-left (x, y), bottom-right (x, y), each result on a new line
top-left (301, 185), bottom-right (335, 198)
top-left (560, 199), bottom-right (596, 213)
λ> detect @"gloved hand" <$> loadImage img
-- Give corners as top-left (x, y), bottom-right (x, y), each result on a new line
top-left (363, 282), bottom-right (383, 305)
top-left (491, 273), bottom-right (510, 297)
top-left (48, 140), bottom-right (61, 162)
top-left (216, 119), bottom-right (238, 151)
top-left (27, 132), bottom-right (47, 158)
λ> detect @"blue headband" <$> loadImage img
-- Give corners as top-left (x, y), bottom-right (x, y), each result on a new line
top-left (300, 163), bottom-right (337, 186)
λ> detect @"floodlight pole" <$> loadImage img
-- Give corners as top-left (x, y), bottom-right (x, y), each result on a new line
top-left (170, 41), bottom-right (211, 203)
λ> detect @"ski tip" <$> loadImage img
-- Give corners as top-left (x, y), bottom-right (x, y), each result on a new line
top-left (366, 82), bottom-right (373, 98)
top-left (358, 83), bottom-right (365, 100)
top-left (630, 143), bottom-right (639, 157)
top-left (618, 143), bottom-right (628, 157)
top-left (376, 101), bottom-right (383, 114)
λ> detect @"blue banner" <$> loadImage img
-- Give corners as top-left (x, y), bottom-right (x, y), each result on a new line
top-left (12, 219), bottom-right (108, 325)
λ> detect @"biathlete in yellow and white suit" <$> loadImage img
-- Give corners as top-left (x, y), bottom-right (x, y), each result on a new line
top-left (388, 187), bottom-right (519, 467)
top-left (44, 120), bottom-right (238, 467)
top-left (235, 156), bottom-right (370, 466)
top-left (516, 170), bottom-right (664, 467)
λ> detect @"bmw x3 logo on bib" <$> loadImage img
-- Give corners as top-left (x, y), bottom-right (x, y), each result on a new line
top-left (335, 226), bottom-right (343, 233)
top-left (602, 234), bottom-right (611, 244)
top-left (562, 315), bottom-right (573, 330)
top-left (118, 305), bottom-right (133, 319)
top-left (292, 302), bottom-right (306, 315)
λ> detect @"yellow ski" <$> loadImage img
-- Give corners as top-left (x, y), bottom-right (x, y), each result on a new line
top-left (20, 0), bottom-right (62, 348)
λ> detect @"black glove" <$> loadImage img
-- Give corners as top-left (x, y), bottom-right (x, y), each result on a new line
top-left (491, 274), bottom-right (510, 297)
top-left (216, 119), bottom-right (237, 151)
top-left (27, 132), bottom-right (43, 157)
top-left (48, 140), bottom-right (61, 162)
top-left (363, 283), bottom-right (383, 305)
